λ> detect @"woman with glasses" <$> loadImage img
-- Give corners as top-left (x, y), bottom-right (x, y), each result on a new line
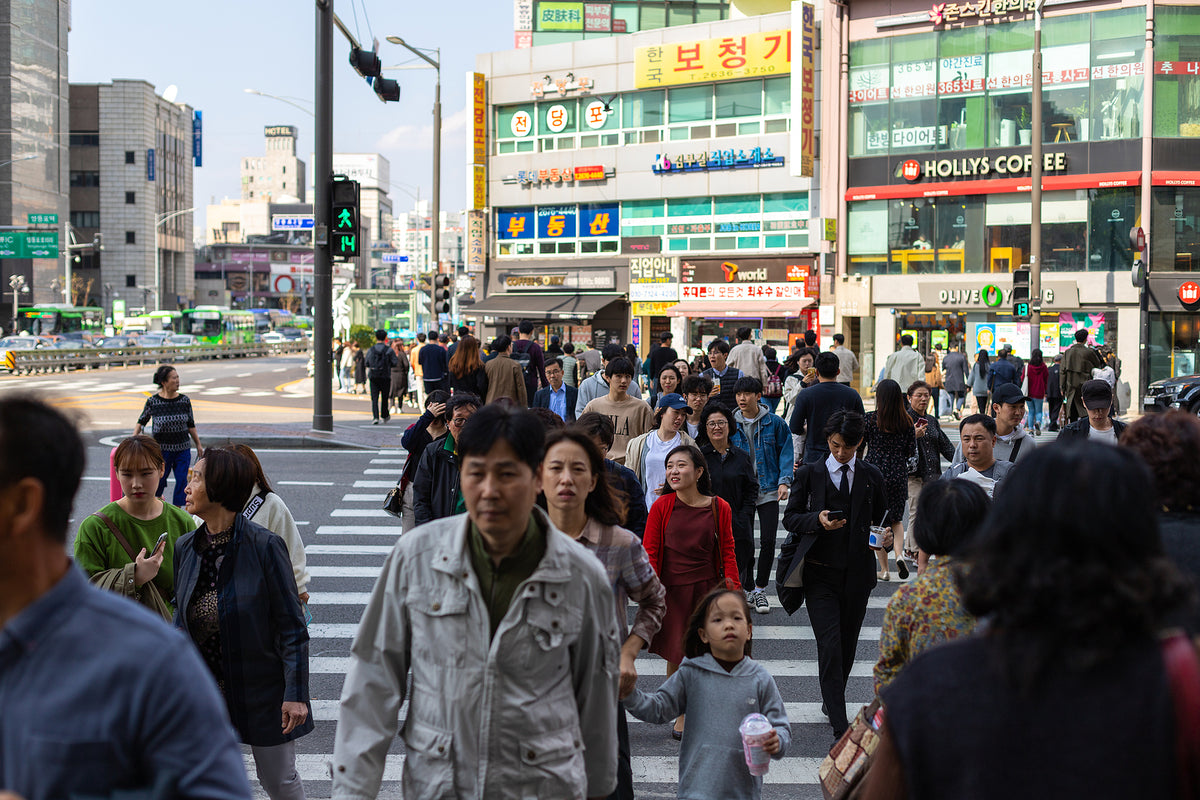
top-left (698, 402), bottom-right (759, 592)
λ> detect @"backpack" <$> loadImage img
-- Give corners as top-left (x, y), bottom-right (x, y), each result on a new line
top-left (764, 365), bottom-right (783, 398)
top-left (511, 339), bottom-right (534, 375)
top-left (366, 343), bottom-right (391, 379)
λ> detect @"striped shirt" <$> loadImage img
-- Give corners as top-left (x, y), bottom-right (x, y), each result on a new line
top-left (137, 394), bottom-right (195, 452)
top-left (576, 518), bottom-right (666, 646)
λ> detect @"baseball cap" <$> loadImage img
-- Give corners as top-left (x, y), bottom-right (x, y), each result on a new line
top-left (991, 382), bottom-right (1028, 406)
top-left (656, 393), bottom-right (692, 414)
top-left (1081, 379), bottom-right (1113, 410)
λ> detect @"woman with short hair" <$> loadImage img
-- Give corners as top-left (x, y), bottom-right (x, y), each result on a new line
top-left (229, 443), bottom-right (310, 606)
top-left (174, 447), bottom-right (312, 800)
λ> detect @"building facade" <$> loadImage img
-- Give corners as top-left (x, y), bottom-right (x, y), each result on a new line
top-left (242, 125), bottom-right (305, 203)
top-left (69, 80), bottom-right (195, 314)
top-left (2, 0), bottom-right (70, 313)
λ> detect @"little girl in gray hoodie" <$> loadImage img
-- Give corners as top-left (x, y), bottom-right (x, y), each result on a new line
top-left (623, 588), bottom-right (791, 799)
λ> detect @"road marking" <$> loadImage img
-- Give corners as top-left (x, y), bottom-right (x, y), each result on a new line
top-left (242, 391), bottom-right (275, 397)
top-left (329, 509), bottom-right (394, 518)
top-left (275, 378), bottom-right (306, 392)
top-left (309, 654), bottom-right (876, 677)
top-left (195, 378), bottom-right (216, 383)
top-left (362, 469), bottom-right (399, 475)
top-left (369, 458), bottom-right (406, 464)
top-left (81, 476), bottom-right (109, 481)
top-left (278, 480), bottom-right (336, 486)
top-left (307, 593), bottom-right (374, 605)
top-left (307, 568), bottom-right (383, 579)
top-left (235, 372), bottom-right (253, 378)
top-left (305, 545), bottom-right (393, 555)
top-left (273, 368), bottom-right (287, 372)
top-left (301, 621), bottom-right (883, 642)
top-left (353, 480), bottom-right (397, 488)
top-left (340, 494), bottom-right (384, 502)
top-left (316, 525), bottom-right (401, 536)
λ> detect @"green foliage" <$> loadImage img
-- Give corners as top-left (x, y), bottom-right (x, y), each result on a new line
top-left (349, 324), bottom-right (374, 350)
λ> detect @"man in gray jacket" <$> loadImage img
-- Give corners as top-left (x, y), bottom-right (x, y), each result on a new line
top-left (332, 404), bottom-right (619, 800)
top-left (951, 383), bottom-right (1036, 465)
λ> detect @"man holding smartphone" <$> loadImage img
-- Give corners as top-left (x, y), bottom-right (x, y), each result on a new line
top-left (777, 410), bottom-right (888, 738)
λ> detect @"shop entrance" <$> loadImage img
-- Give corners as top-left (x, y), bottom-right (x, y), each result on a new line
top-left (896, 312), bottom-right (967, 354)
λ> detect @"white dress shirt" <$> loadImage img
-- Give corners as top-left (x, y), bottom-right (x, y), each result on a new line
top-left (824, 452), bottom-right (856, 492)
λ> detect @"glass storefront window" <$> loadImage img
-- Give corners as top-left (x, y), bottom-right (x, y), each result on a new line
top-left (1152, 187), bottom-right (1200, 272)
top-left (714, 195), bottom-right (760, 215)
top-left (496, 104), bottom-right (536, 140)
top-left (763, 192), bottom-right (808, 214)
top-left (623, 199), bottom-right (664, 218)
top-left (715, 80), bottom-right (762, 119)
top-left (1087, 188), bottom-right (1136, 272)
top-left (1149, 313), bottom-right (1200, 383)
top-left (1154, 7), bottom-right (1200, 138)
top-left (668, 85), bottom-right (713, 123)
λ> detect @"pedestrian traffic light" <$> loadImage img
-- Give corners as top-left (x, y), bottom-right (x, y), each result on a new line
top-left (1012, 265), bottom-right (1031, 320)
top-left (330, 176), bottom-right (360, 260)
top-left (436, 274), bottom-right (452, 314)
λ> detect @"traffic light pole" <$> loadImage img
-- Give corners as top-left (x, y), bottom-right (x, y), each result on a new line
top-left (313, 0), bottom-right (333, 433)
top-left (1029, 1), bottom-right (1043, 356)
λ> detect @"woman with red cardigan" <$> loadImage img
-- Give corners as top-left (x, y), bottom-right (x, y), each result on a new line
top-left (643, 442), bottom-right (741, 738)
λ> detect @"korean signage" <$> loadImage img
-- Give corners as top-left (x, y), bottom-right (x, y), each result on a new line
top-left (147, 148), bottom-right (155, 182)
top-left (1157, 62), bottom-right (1200, 76)
top-left (514, 0), bottom-right (533, 32)
top-left (503, 165), bottom-right (612, 185)
top-left (538, 1), bottom-right (584, 31)
top-left (539, 206), bottom-right (577, 239)
top-left (653, 147), bottom-right (783, 174)
top-left (499, 209), bottom-right (536, 240)
top-left (903, 151), bottom-right (1069, 182)
top-left (193, 111), bottom-right (203, 168)
top-left (0, 231), bottom-right (59, 259)
top-left (632, 302), bottom-right (678, 316)
top-left (466, 211), bottom-right (486, 273)
top-left (501, 270), bottom-right (616, 291)
top-left (585, 2), bottom-right (610, 31)
top-left (271, 215), bottom-right (314, 231)
top-left (630, 256), bottom-right (680, 303)
top-left (531, 74), bottom-right (596, 99)
top-left (472, 74), bottom-right (487, 210)
top-left (679, 257), bottom-right (814, 303)
top-left (26, 214), bottom-right (57, 225)
top-left (473, 165), bottom-right (486, 211)
top-left (498, 205), bottom-right (618, 239)
top-left (622, 237), bottom-right (662, 255)
top-left (799, 3), bottom-right (815, 178)
top-left (510, 110), bottom-right (532, 137)
top-left (635, 29), bottom-right (791, 88)
top-left (930, 0), bottom-right (1038, 26)
top-left (915, 280), bottom-right (1077, 309)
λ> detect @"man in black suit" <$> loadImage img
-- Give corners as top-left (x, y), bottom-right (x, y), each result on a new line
top-left (532, 357), bottom-right (577, 423)
top-left (777, 410), bottom-right (888, 737)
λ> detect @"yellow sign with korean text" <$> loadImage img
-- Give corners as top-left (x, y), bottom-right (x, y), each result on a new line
top-left (799, 4), bottom-right (815, 177)
top-left (634, 29), bottom-right (792, 88)
top-left (537, 1), bottom-right (584, 31)
top-left (472, 165), bottom-right (486, 211)
top-left (472, 73), bottom-right (486, 166)
top-left (632, 302), bottom-right (677, 316)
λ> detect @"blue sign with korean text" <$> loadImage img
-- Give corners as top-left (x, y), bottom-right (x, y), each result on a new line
top-left (537, 206), bottom-right (577, 239)
top-left (580, 204), bottom-right (619, 237)
top-left (193, 111), bottom-right (203, 167)
top-left (271, 215), bottom-right (315, 231)
top-left (147, 148), bottom-right (155, 181)
top-left (652, 146), bottom-right (784, 174)
top-left (498, 208), bottom-right (536, 240)
top-left (381, 253), bottom-right (410, 263)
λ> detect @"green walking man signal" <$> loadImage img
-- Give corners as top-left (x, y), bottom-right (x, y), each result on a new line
top-left (330, 176), bottom-right (360, 260)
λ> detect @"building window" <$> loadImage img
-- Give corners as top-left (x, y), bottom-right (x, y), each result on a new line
top-left (125, 231), bottom-right (136, 244)
top-left (125, 150), bottom-right (136, 164)
top-left (69, 211), bottom-right (100, 228)
top-left (69, 171), bottom-right (100, 187)
top-left (125, 275), bottom-right (136, 287)
top-left (125, 192), bottom-right (136, 204)
top-left (1153, 6), bottom-right (1200, 138)
top-left (69, 132), bottom-right (99, 146)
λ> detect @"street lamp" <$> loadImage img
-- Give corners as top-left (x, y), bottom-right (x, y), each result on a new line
top-left (155, 207), bottom-right (195, 311)
top-left (384, 35), bottom-right (441, 329)
top-left (8, 274), bottom-right (28, 334)
top-left (243, 89), bottom-right (315, 117)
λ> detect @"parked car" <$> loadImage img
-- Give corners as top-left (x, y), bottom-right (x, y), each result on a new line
top-left (96, 335), bottom-right (139, 349)
top-left (136, 332), bottom-right (171, 348)
top-left (1144, 373), bottom-right (1200, 415)
top-left (0, 336), bottom-right (41, 371)
top-left (167, 334), bottom-right (197, 347)
top-left (260, 331), bottom-right (286, 343)
top-left (277, 327), bottom-right (304, 340)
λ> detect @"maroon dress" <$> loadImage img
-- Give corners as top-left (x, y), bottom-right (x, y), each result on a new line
top-left (649, 496), bottom-right (720, 664)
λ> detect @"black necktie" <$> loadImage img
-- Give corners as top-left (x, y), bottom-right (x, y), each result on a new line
top-left (839, 464), bottom-right (850, 499)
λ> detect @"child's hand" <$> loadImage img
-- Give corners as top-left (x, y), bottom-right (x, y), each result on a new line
top-left (761, 730), bottom-right (781, 756)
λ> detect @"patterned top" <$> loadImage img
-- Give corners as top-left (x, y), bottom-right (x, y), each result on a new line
top-left (137, 394), bottom-right (196, 453)
top-left (874, 557), bottom-right (976, 695)
top-left (186, 524), bottom-right (233, 692)
top-left (863, 411), bottom-right (917, 523)
top-left (576, 518), bottom-right (667, 646)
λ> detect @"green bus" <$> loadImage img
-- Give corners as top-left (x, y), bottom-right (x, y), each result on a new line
top-left (180, 307), bottom-right (256, 345)
top-left (17, 304), bottom-right (104, 336)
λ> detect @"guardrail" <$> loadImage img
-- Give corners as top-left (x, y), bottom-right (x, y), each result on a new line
top-left (5, 340), bottom-right (310, 375)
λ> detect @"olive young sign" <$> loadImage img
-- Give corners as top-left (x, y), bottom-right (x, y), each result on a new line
top-left (900, 151), bottom-right (1068, 182)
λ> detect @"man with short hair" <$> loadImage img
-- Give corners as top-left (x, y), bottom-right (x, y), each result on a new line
top-left (413, 393), bottom-right (481, 526)
top-left (562, 342), bottom-right (579, 387)
top-left (728, 327), bottom-right (770, 384)
top-left (411, 332), bottom-right (428, 407)
top-left (1061, 328), bottom-right (1104, 422)
top-left (533, 357), bottom-right (577, 423)
top-left (790, 352), bottom-right (866, 464)
top-left (579, 340), bottom-right (603, 381)
top-left (575, 343), bottom-right (643, 417)
top-left (484, 335), bottom-right (528, 406)
top-left (941, 413), bottom-right (1015, 497)
top-left (646, 331), bottom-right (678, 390)
top-left (940, 341), bottom-right (969, 419)
top-left (882, 334), bottom-right (924, 393)
top-left (703, 339), bottom-right (743, 408)
top-left (680, 375), bottom-right (714, 439)
top-left (1057, 379), bottom-right (1127, 444)
top-left (830, 333), bottom-right (859, 387)
top-left (0, 396), bottom-right (252, 800)
top-left (365, 329), bottom-right (399, 425)
top-left (986, 347), bottom-right (1018, 405)
top-left (418, 328), bottom-right (450, 395)
top-left (512, 320), bottom-right (548, 405)
top-left (731, 377), bottom-right (794, 613)
top-left (575, 411), bottom-right (648, 537)
top-left (1047, 354), bottom-right (1065, 431)
top-left (951, 383), bottom-right (1035, 465)
top-left (446, 325), bottom-right (470, 359)
top-left (582, 357), bottom-right (654, 464)
top-left (333, 405), bottom-right (619, 799)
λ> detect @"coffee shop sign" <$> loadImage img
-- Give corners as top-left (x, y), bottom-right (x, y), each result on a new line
top-left (940, 285), bottom-right (1055, 306)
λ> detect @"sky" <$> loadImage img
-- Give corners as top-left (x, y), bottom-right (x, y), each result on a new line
top-left (67, 0), bottom-right (513, 223)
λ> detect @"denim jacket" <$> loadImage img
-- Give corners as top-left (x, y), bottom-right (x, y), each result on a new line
top-left (732, 401), bottom-right (795, 495)
top-left (331, 508), bottom-right (619, 800)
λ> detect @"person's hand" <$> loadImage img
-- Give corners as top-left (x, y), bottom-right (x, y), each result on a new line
top-left (914, 421), bottom-right (927, 439)
top-left (195, 446), bottom-right (203, 459)
top-left (761, 730), bottom-right (782, 756)
top-left (819, 511), bottom-right (847, 531)
top-left (708, 384), bottom-right (721, 398)
top-left (299, 592), bottom-right (310, 604)
top-left (427, 401), bottom-right (446, 417)
top-left (654, 483), bottom-right (664, 497)
top-left (133, 542), bottom-right (164, 587)
top-left (618, 653), bottom-right (638, 699)
top-left (882, 529), bottom-right (895, 549)
top-left (281, 701), bottom-right (308, 734)
top-left (777, 485), bottom-right (790, 502)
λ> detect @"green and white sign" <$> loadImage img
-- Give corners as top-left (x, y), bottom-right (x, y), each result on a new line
top-left (0, 231), bottom-right (59, 259)
top-left (27, 213), bottom-right (58, 225)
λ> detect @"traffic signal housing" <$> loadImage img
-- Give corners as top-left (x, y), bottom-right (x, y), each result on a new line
top-left (348, 47), bottom-right (400, 103)
top-left (330, 176), bottom-right (360, 260)
top-left (436, 274), bottom-right (452, 314)
top-left (1012, 265), bottom-right (1031, 320)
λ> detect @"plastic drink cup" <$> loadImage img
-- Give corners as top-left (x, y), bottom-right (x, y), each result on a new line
top-left (739, 713), bottom-right (773, 776)
top-left (868, 525), bottom-right (887, 550)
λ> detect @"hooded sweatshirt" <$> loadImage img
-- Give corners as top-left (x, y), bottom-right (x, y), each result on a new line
top-left (624, 653), bottom-right (790, 800)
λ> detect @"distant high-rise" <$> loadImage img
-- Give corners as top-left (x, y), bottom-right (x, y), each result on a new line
top-left (242, 125), bottom-right (306, 203)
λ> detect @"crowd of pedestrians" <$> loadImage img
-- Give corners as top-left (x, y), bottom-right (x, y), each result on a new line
top-left (5, 319), bottom-right (1200, 800)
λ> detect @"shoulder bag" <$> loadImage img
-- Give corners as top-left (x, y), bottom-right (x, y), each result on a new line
top-left (819, 698), bottom-right (883, 800)
top-left (89, 511), bottom-right (173, 622)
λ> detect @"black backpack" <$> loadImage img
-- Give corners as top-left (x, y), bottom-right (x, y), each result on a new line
top-left (366, 344), bottom-right (392, 379)
top-left (511, 339), bottom-right (535, 376)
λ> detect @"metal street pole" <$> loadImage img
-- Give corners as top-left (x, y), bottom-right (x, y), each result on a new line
top-left (313, 0), bottom-right (334, 433)
top-left (1029, 1), bottom-right (1043, 357)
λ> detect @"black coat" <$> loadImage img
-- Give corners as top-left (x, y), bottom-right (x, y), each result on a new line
top-left (449, 366), bottom-right (489, 400)
top-left (604, 459), bottom-right (647, 538)
top-left (1056, 417), bottom-right (1127, 444)
top-left (533, 384), bottom-right (578, 423)
top-left (908, 408), bottom-right (955, 482)
top-left (702, 443), bottom-right (758, 543)
top-left (776, 458), bottom-right (887, 614)
top-left (413, 434), bottom-right (460, 527)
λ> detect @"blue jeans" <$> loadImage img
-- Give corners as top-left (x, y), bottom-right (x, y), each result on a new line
top-left (158, 448), bottom-right (190, 507)
top-left (1026, 397), bottom-right (1044, 429)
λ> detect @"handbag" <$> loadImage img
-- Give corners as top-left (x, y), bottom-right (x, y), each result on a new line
top-left (89, 511), bottom-right (174, 622)
top-left (764, 366), bottom-right (783, 398)
top-left (819, 698), bottom-right (883, 800)
top-left (383, 477), bottom-right (408, 519)
top-left (1161, 631), bottom-right (1200, 798)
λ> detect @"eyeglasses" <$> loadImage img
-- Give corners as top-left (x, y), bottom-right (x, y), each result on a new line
top-left (450, 416), bottom-right (471, 428)
top-left (706, 420), bottom-right (729, 428)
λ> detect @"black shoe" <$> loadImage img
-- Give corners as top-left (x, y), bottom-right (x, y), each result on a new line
top-left (372, 418), bottom-right (380, 425)
top-left (671, 729), bottom-right (683, 741)
top-left (896, 558), bottom-right (910, 580)
top-left (381, 416), bottom-right (390, 424)
top-left (821, 702), bottom-right (828, 718)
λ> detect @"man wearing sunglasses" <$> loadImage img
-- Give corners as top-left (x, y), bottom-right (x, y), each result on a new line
top-left (413, 393), bottom-right (481, 526)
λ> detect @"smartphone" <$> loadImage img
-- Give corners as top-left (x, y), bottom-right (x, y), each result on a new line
top-left (827, 510), bottom-right (847, 521)
top-left (155, 532), bottom-right (169, 551)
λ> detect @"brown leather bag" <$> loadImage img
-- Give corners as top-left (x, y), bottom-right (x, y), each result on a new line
top-left (88, 511), bottom-right (173, 622)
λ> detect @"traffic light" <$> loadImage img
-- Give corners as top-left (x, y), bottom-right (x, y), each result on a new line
top-left (348, 47), bottom-right (400, 103)
top-left (374, 77), bottom-right (400, 103)
top-left (436, 274), bottom-right (452, 314)
top-left (1012, 265), bottom-right (1031, 320)
top-left (330, 176), bottom-right (360, 260)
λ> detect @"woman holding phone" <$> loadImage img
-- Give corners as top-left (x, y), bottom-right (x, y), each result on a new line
top-left (862, 379), bottom-right (916, 581)
top-left (75, 434), bottom-right (197, 616)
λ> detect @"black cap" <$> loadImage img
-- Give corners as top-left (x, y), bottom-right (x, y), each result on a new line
top-left (991, 382), bottom-right (1028, 406)
top-left (1081, 379), bottom-right (1113, 410)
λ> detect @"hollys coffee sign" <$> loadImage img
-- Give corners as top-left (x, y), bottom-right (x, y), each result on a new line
top-left (899, 151), bottom-right (1068, 183)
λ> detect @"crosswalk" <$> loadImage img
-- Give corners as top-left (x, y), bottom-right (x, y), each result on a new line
top-left (283, 450), bottom-right (908, 800)
top-left (0, 376), bottom-right (282, 398)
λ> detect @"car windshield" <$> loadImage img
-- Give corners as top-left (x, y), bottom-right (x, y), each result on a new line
top-left (0, 337), bottom-right (37, 349)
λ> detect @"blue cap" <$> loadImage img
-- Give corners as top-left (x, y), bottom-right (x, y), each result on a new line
top-left (656, 392), bottom-right (692, 414)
